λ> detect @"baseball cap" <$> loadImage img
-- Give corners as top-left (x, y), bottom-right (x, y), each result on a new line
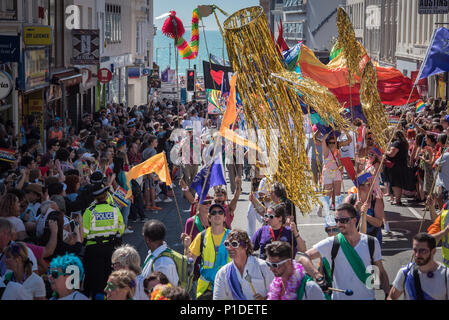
top-left (209, 203), bottom-right (225, 214)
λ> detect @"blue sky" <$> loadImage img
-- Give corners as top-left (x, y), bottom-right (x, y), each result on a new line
top-left (154, 0), bottom-right (260, 31)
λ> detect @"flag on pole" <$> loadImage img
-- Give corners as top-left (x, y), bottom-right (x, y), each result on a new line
top-left (125, 153), bottom-right (172, 199)
top-left (417, 27), bottom-right (449, 81)
top-left (190, 157), bottom-right (226, 204)
top-left (416, 100), bottom-right (426, 113)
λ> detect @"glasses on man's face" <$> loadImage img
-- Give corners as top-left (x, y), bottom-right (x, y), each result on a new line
top-left (266, 259), bottom-right (290, 269)
top-left (328, 141), bottom-right (336, 145)
top-left (413, 248), bottom-right (430, 255)
top-left (202, 201), bottom-right (212, 206)
top-left (104, 282), bottom-right (119, 293)
top-left (48, 270), bottom-right (66, 279)
top-left (224, 240), bottom-right (243, 249)
top-left (335, 217), bottom-right (353, 224)
top-left (209, 210), bottom-right (224, 216)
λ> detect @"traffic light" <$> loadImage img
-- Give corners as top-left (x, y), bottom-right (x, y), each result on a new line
top-left (187, 69), bottom-right (195, 92)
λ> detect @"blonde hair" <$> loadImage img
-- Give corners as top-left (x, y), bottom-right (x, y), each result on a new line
top-left (111, 244), bottom-right (142, 275)
top-left (108, 269), bottom-right (137, 299)
top-left (4, 242), bottom-right (33, 277)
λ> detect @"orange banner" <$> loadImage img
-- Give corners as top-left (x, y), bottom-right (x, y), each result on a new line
top-left (125, 153), bottom-right (172, 199)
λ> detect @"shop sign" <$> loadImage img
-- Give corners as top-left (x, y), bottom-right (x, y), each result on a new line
top-left (23, 26), bottom-right (52, 46)
top-left (0, 71), bottom-right (13, 99)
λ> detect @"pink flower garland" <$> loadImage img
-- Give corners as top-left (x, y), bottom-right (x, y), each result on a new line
top-left (267, 261), bottom-right (305, 300)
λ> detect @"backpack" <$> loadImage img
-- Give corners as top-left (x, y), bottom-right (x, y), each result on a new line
top-left (152, 248), bottom-right (194, 293)
top-left (330, 235), bottom-right (375, 283)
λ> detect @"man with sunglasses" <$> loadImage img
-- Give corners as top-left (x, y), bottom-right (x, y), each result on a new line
top-left (266, 241), bottom-right (324, 300)
top-left (213, 229), bottom-right (274, 300)
top-left (297, 203), bottom-right (390, 300)
top-left (388, 233), bottom-right (449, 300)
top-left (183, 203), bottom-right (231, 300)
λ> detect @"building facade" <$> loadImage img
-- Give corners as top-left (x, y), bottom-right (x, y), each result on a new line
top-left (0, 0), bottom-right (155, 150)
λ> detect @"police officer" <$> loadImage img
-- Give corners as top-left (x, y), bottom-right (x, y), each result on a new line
top-left (82, 182), bottom-right (125, 299)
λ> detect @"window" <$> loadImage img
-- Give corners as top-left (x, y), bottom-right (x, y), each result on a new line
top-left (105, 4), bottom-right (122, 43)
top-left (0, 0), bottom-right (17, 20)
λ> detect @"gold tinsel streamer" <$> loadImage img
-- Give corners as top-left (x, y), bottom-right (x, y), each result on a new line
top-left (359, 61), bottom-right (390, 152)
top-left (336, 8), bottom-right (366, 78)
top-left (223, 6), bottom-right (322, 213)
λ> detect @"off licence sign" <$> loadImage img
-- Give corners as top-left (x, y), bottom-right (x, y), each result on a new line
top-left (418, 0), bottom-right (449, 14)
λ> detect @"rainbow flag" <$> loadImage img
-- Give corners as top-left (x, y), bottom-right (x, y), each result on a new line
top-left (113, 186), bottom-right (130, 207)
top-left (0, 148), bottom-right (16, 163)
top-left (284, 43), bottom-right (420, 106)
top-left (416, 100), bottom-right (426, 113)
top-left (207, 89), bottom-right (225, 114)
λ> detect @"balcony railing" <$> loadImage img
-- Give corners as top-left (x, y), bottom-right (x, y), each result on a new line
top-left (284, 32), bottom-right (304, 40)
top-left (283, 4), bottom-right (306, 12)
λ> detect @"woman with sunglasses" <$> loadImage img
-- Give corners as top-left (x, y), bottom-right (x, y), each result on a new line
top-left (143, 271), bottom-right (170, 298)
top-left (48, 253), bottom-right (88, 300)
top-left (213, 229), bottom-right (274, 300)
top-left (104, 269), bottom-right (137, 300)
top-left (3, 242), bottom-right (46, 300)
top-left (251, 203), bottom-right (306, 261)
top-left (321, 132), bottom-right (350, 211)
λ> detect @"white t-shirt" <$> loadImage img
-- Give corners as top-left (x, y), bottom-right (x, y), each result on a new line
top-left (313, 234), bottom-right (382, 300)
top-left (213, 256), bottom-right (274, 300)
top-left (392, 263), bottom-right (449, 300)
top-left (55, 291), bottom-right (89, 300)
top-left (1, 281), bottom-right (33, 300)
top-left (141, 243), bottom-right (179, 287)
top-left (338, 131), bottom-right (357, 159)
top-left (3, 241), bottom-right (38, 274)
top-left (22, 272), bottom-right (46, 299)
top-left (133, 274), bottom-right (149, 301)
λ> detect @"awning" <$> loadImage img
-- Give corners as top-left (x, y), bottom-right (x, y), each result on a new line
top-left (51, 70), bottom-right (82, 88)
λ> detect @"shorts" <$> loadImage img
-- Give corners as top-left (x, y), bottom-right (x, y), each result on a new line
top-left (322, 169), bottom-right (342, 185)
top-left (143, 174), bottom-right (157, 190)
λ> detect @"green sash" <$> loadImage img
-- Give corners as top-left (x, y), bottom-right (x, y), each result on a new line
top-left (296, 274), bottom-right (313, 300)
top-left (194, 215), bottom-right (205, 232)
top-left (321, 258), bottom-right (332, 300)
top-left (337, 233), bottom-right (370, 285)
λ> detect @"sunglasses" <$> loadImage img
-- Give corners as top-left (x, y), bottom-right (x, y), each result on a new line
top-left (326, 227), bottom-right (340, 234)
top-left (49, 270), bottom-right (67, 279)
top-left (266, 259), bottom-right (290, 269)
top-left (209, 210), bottom-right (224, 216)
top-left (202, 201), bottom-right (212, 205)
top-left (264, 214), bottom-right (277, 220)
top-left (335, 217), bottom-right (353, 224)
top-left (104, 282), bottom-right (119, 292)
top-left (224, 240), bottom-right (244, 248)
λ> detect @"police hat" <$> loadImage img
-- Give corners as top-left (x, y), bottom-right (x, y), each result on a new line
top-left (90, 171), bottom-right (106, 185)
top-left (92, 183), bottom-right (109, 196)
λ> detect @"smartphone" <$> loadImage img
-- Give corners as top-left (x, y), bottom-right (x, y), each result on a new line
top-left (71, 211), bottom-right (81, 220)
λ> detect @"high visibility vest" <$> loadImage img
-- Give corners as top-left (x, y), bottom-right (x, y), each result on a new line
top-left (440, 208), bottom-right (449, 267)
top-left (196, 228), bottom-right (230, 298)
top-left (83, 203), bottom-right (125, 246)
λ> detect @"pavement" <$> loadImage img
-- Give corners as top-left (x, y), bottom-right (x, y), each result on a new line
top-left (123, 172), bottom-right (442, 300)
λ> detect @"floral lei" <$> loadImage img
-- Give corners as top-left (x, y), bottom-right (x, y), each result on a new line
top-left (267, 260), bottom-right (305, 300)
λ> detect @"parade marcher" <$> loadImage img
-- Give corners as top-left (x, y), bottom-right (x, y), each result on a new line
top-left (251, 203), bottom-right (306, 260)
top-left (213, 229), bottom-right (274, 300)
top-left (48, 253), bottom-right (89, 300)
top-left (82, 182), bottom-right (125, 299)
top-left (111, 244), bottom-right (148, 300)
top-left (428, 200), bottom-right (449, 267)
top-left (105, 269), bottom-right (137, 300)
top-left (143, 271), bottom-right (170, 298)
top-left (141, 220), bottom-right (179, 287)
top-left (266, 241), bottom-right (324, 300)
top-left (182, 203), bottom-right (231, 300)
top-left (388, 233), bottom-right (449, 300)
top-left (297, 203), bottom-right (390, 300)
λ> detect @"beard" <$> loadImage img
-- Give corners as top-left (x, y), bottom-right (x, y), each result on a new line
top-left (415, 256), bottom-right (431, 266)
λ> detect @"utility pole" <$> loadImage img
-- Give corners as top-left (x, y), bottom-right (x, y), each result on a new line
top-left (169, 43), bottom-right (172, 67)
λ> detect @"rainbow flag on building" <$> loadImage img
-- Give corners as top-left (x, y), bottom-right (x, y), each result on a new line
top-left (416, 100), bottom-right (426, 113)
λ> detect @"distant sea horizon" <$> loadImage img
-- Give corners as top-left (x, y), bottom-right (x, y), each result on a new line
top-left (153, 30), bottom-right (229, 77)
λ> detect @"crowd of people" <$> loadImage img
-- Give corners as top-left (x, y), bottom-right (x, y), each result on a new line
top-left (0, 92), bottom-right (448, 300)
